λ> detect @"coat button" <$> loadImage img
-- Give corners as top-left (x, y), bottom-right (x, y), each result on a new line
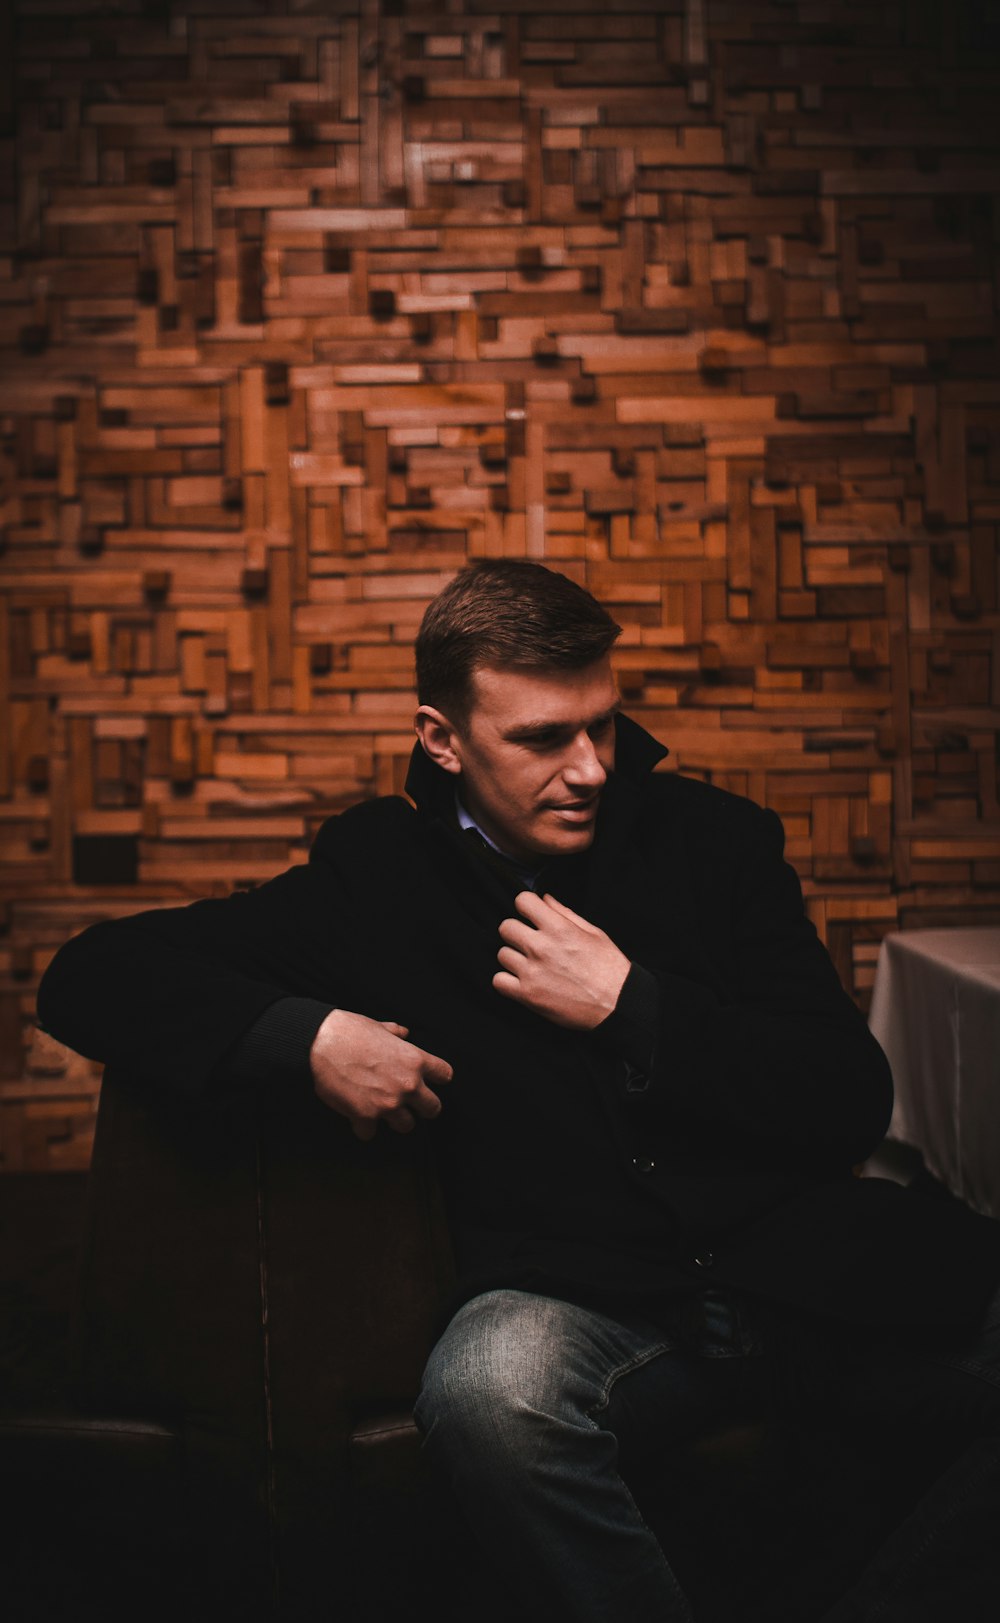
top-left (693, 1251), bottom-right (715, 1269)
top-left (632, 1155), bottom-right (656, 1173)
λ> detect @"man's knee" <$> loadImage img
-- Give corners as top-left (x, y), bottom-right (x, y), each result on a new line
top-left (416, 1349), bottom-right (528, 1468)
top-left (415, 1290), bottom-right (587, 1469)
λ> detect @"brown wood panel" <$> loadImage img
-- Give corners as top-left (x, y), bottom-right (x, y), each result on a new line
top-left (1, 0), bottom-right (999, 1166)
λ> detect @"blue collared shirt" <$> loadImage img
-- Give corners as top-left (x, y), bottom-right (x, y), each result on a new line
top-left (455, 794), bottom-right (543, 890)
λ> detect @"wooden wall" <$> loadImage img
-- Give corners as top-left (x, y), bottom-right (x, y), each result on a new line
top-left (1, 0), bottom-right (999, 1169)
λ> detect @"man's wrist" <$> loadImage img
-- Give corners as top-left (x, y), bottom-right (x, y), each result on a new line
top-left (225, 996), bottom-right (336, 1088)
top-left (595, 962), bottom-right (660, 1083)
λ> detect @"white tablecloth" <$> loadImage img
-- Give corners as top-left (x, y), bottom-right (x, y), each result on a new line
top-left (868, 928), bottom-right (1000, 1218)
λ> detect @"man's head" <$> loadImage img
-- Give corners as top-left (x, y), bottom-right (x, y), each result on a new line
top-left (415, 559), bottom-right (621, 724)
top-left (414, 561), bottom-right (622, 863)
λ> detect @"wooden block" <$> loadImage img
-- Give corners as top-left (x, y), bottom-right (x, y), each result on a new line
top-left (265, 362), bottom-right (290, 407)
top-left (532, 335), bottom-right (560, 366)
top-left (369, 288), bottom-right (397, 320)
top-left (241, 567), bottom-right (270, 599)
top-left (143, 570), bottom-right (171, 602)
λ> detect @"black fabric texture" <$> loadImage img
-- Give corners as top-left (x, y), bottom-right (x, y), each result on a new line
top-left (226, 996), bottom-right (334, 1091)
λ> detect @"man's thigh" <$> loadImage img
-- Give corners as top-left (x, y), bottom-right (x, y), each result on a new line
top-left (599, 1290), bottom-right (769, 1475)
top-left (417, 1287), bottom-right (767, 1467)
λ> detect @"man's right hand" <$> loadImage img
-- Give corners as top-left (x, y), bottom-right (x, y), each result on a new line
top-left (309, 1009), bottom-right (453, 1141)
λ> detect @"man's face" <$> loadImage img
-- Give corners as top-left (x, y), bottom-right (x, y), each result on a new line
top-left (447, 659), bottom-right (619, 863)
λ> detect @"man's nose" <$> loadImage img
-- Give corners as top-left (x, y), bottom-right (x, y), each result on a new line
top-left (564, 732), bottom-right (608, 790)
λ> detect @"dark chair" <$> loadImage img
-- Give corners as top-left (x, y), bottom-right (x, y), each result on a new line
top-left (4, 1068), bottom-right (457, 1622)
top-left (3, 1066), bottom-right (898, 1623)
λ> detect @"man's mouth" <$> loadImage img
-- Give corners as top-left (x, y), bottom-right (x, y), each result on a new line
top-left (548, 798), bottom-right (599, 819)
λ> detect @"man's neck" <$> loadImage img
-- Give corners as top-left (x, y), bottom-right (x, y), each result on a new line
top-left (455, 794), bottom-right (543, 887)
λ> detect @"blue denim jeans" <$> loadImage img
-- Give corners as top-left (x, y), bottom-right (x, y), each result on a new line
top-left (414, 1284), bottom-right (1000, 1623)
top-left (415, 1287), bottom-right (767, 1622)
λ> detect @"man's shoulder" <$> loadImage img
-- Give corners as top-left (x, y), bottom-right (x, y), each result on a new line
top-left (308, 794), bottom-right (418, 867)
top-left (633, 769), bottom-right (785, 876)
top-left (642, 768), bottom-right (776, 835)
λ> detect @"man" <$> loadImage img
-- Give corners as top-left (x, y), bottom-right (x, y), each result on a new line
top-left (38, 561), bottom-right (1000, 1622)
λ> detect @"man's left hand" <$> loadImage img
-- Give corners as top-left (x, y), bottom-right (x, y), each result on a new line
top-left (494, 891), bottom-right (631, 1029)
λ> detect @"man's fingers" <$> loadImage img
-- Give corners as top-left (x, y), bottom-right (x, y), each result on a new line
top-left (351, 1080), bottom-right (441, 1142)
top-left (497, 917), bottom-right (536, 952)
top-left (539, 892), bottom-right (588, 925)
top-left (377, 1025), bottom-right (452, 1086)
top-left (409, 1083), bottom-right (444, 1120)
top-left (510, 889), bottom-right (595, 934)
top-left (415, 1047), bottom-right (453, 1086)
top-left (493, 970), bottom-right (525, 1002)
top-left (384, 1106), bottom-right (417, 1134)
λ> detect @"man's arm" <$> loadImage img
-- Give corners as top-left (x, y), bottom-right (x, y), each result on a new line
top-left (36, 859), bottom-right (344, 1100)
top-left (493, 805), bottom-right (892, 1168)
top-left (37, 853), bottom-right (452, 1136)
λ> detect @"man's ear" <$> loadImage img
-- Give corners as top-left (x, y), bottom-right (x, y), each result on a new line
top-left (414, 704), bottom-right (463, 775)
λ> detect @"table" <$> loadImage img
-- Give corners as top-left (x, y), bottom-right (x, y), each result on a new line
top-left (868, 928), bottom-right (1000, 1219)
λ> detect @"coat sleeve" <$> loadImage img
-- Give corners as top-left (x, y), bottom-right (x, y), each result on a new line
top-left (622, 801), bottom-right (893, 1169)
top-left (35, 846), bottom-right (352, 1102)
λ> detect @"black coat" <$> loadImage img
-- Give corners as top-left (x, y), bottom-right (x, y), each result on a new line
top-left (38, 716), bottom-right (1000, 1329)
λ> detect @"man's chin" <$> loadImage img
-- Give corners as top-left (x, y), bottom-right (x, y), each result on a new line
top-left (530, 817), bottom-right (598, 859)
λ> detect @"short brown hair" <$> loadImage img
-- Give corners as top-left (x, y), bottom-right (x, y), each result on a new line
top-left (415, 560), bottom-right (621, 722)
